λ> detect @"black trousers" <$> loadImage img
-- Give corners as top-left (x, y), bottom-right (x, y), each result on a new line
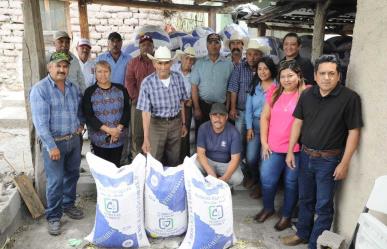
top-left (194, 99), bottom-right (212, 143)
top-left (92, 144), bottom-right (123, 167)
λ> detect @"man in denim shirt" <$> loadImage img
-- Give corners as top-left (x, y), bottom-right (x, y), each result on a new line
top-left (30, 52), bottom-right (84, 236)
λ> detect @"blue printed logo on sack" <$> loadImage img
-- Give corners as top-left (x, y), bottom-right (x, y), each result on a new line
top-left (159, 218), bottom-right (174, 230)
top-left (209, 206), bottom-right (224, 220)
top-left (104, 198), bottom-right (119, 214)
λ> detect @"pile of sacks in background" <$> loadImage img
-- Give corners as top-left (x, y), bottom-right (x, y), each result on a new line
top-left (123, 23), bottom-right (249, 59)
top-left (85, 152), bottom-right (236, 249)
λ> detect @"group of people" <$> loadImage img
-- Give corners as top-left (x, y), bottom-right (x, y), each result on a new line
top-left (29, 29), bottom-right (363, 249)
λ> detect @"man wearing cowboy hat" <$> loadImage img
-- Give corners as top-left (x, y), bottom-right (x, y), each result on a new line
top-left (173, 47), bottom-right (197, 160)
top-left (225, 32), bottom-right (249, 65)
top-left (228, 39), bottom-right (270, 197)
top-left (125, 35), bottom-right (155, 160)
top-left (137, 46), bottom-right (188, 166)
top-left (191, 33), bottom-right (234, 142)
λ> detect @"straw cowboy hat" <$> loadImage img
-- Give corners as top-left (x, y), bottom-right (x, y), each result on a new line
top-left (147, 46), bottom-right (177, 61)
top-left (246, 39), bottom-right (271, 55)
top-left (225, 32), bottom-right (249, 49)
top-left (175, 46), bottom-right (196, 60)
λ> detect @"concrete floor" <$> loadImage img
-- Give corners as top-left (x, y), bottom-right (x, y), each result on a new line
top-left (7, 189), bottom-right (307, 249)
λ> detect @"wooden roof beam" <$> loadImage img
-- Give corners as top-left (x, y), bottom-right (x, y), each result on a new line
top-left (87, 0), bottom-right (219, 12)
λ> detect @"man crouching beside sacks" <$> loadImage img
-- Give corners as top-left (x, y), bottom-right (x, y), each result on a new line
top-left (195, 103), bottom-right (243, 188)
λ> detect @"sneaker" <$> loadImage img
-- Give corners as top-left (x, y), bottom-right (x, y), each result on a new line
top-left (48, 220), bottom-right (61, 236)
top-left (64, 206), bottom-right (84, 220)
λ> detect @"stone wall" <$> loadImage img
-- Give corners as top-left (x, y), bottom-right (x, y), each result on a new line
top-left (0, 0), bottom-right (168, 88)
top-left (0, 0), bottom-right (23, 88)
top-left (68, 2), bottom-right (165, 58)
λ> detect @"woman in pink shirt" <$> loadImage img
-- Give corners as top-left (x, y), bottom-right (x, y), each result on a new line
top-left (255, 60), bottom-right (308, 231)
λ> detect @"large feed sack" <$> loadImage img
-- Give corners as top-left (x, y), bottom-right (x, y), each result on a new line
top-left (180, 36), bottom-right (208, 58)
top-left (191, 26), bottom-right (214, 38)
top-left (179, 155), bottom-right (236, 249)
top-left (123, 42), bottom-right (140, 59)
top-left (169, 31), bottom-right (190, 51)
top-left (134, 25), bottom-right (171, 49)
top-left (85, 153), bottom-right (149, 248)
top-left (144, 154), bottom-right (187, 238)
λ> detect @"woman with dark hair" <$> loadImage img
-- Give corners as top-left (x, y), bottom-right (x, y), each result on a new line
top-left (255, 60), bottom-right (308, 230)
top-left (82, 60), bottom-right (130, 167)
top-left (245, 56), bottom-right (277, 199)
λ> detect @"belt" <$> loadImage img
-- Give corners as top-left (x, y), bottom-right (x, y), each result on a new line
top-left (302, 146), bottom-right (341, 158)
top-left (151, 113), bottom-right (180, 121)
top-left (54, 132), bottom-right (79, 142)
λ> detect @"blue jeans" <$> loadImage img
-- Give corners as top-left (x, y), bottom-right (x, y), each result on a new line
top-left (246, 118), bottom-right (261, 183)
top-left (296, 150), bottom-right (340, 249)
top-left (43, 135), bottom-right (81, 221)
top-left (260, 152), bottom-right (299, 218)
top-left (235, 110), bottom-right (248, 173)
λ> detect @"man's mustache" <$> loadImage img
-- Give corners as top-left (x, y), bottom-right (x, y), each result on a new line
top-left (231, 48), bottom-right (241, 53)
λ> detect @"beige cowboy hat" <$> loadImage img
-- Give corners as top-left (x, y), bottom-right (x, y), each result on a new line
top-left (147, 46), bottom-right (177, 62)
top-left (246, 39), bottom-right (271, 55)
top-left (175, 46), bottom-right (196, 60)
top-left (224, 32), bottom-right (249, 49)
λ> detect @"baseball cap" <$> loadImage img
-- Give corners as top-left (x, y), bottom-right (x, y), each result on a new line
top-left (207, 33), bottom-right (222, 43)
top-left (77, 38), bottom-right (91, 48)
top-left (54, 31), bottom-right (70, 40)
top-left (139, 34), bottom-right (153, 44)
top-left (108, 32), bottom-right (122, 41)
top-left (49, 52), bottom-right (70, 64)
top-left (210, 103), bottom-right (227, 115)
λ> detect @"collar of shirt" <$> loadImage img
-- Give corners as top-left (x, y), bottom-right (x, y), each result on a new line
top-left (204, 55), bottom-right (227, 63)
top-left (312, 84), bottom-right (343, 98)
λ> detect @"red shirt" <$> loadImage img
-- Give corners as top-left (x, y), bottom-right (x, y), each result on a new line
top-left (124, 55), bottom-right (155, 102)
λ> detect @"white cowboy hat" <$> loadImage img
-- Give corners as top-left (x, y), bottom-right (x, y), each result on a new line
top-left (175, 46), bottom-right (196, 60)
top-left (147, 46), bottom-right (177, 62)
top-left (224, 32), bottom-right (249, 49)
top-left (246, 39), bottom-right (271, 55)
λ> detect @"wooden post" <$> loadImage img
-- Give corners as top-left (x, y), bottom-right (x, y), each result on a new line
top-left (22, 0), bottom-right (47, 204)
top-left (208, 9), bottom-right (216, 32)
top-left (257, 23), bottom-right (267, 37)
top-left (311, 0), bottom-right (331, 64)
top-left (78, 0), bottom-right (90, 39)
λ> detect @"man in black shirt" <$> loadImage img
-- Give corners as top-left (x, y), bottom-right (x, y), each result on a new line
top-left (282, 55), bottom-right (363, 248)
top-left (281, 32), bottom-right (315, 85)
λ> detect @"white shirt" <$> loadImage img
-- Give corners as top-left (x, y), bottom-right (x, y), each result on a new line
top-left (79, 59), bottom-right (96, 88)
top-left (160, 77), bottom-right (171, 88)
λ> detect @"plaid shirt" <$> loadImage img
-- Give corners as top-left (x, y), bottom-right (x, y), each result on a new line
top-left (227, 60), bottom-right (255, 110)
top-left (30, 75), bottom-right (83, 151)
top-left (137, 71), bottom-right (188, 118)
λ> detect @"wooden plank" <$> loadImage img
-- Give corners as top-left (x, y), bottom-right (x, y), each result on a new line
top-left (78, 0), bottom-right (90, 39)
top-left (208, 9), bottom-right (216, 31)
top-left (13, 174), bottom-right (45, 219)
top-left (87, 0), bottom-right (217, 13)
top-left (22, 0), bottom-right (47, 204)
top-left (311, 0), bottom-right (332, 63)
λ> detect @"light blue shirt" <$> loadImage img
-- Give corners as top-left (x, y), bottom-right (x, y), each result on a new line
top-left (191, 55), bottom-right (233, 103)
top-left (245, 83), bottom-right (275, 130)
top-left (29, 75), bottom-right (82, 151)
top-left (96, 52), bottom-right (130, 85)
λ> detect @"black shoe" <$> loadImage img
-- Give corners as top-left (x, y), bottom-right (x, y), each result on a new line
top-left (48, 220), bottom-right (61, 236)
top-left (64, 206), bottom-right (84, 220)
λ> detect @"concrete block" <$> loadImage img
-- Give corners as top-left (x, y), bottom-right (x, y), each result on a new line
top-left (95, 12), bottom-right (111, 19)
top-left (124, 18), bottom-right (138, 26)
top-left (96, 39), bottom-right (108, 46)
top-left (129, 7), bottom-right (139, 13)
top-left (317, 230), bottom-right (345, 249)
top-left (5, 62), bottom-right (17, 69)
top-left (91, 45), bottom-right (101, 53)
top-left (99, 18), bottom-right (107, 25)
top-left (13, 30), bottom-right (23, 37)
top-left (6, 23), bottom-right (24, 31)
top-left (7, 8), bottom-right (23, 16)
top-left (101, 5), bottom-right (128, 12)
top-left (108, 18), bottom-right (123, 26)
top-left (0, 42), bottom-right (14, 50)
top-left (72, 25), bottom-right (80, 32)
top-left (149, 13), bottom-right (163, 21)
top-left (70, 17), bottom-right (79, 25)
top-left (2, 36), bottom-right (22, 43)
top-left (9, 1), bottom-right (22, 9)
top-left (14, 43), bottom-right (22, 50)
top-left (88, 18), bottom-right (99, 25)
top-left (3, 49), bottom-right (19, 57)
top-left (87, 4), bottom-right (101, 12)
top-left (95, 25), bottom-right (109, 32)
top-left (0, 2), bottom-right (9, 8)
top-left (89, 32), bottom-right (102, 39)
top-left (0, 188), bottom-right (21, 233)
top-left (0, 29), bottom-right (11, 36)
top-left (117, 12), bottom-right (132, 19)
top-left (118, 25), bottom-right (133, 33)
top-left (0, 14), bottom-right (10, 22)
